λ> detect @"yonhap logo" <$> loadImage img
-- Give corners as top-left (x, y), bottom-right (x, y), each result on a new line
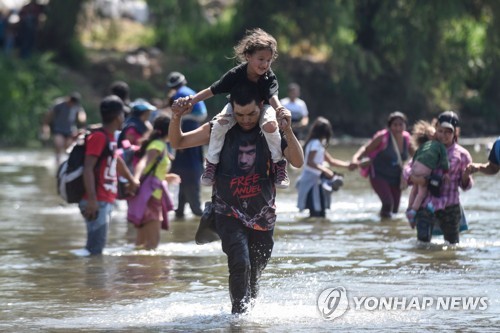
top-left (316, 286), bottom-right (489, 321)
top-left (317, 286), bottom-right (349, 320)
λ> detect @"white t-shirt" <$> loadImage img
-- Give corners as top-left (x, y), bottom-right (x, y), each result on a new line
top-left (280, 97), bottom-right (309, 122)
top-left (304, 138), bottom-right (325, 175)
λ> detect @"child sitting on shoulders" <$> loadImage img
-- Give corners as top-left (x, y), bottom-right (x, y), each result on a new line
top-left (406, 120), bottom-right (449, 227)
top-left (174, 28), bottom-right (290, 189)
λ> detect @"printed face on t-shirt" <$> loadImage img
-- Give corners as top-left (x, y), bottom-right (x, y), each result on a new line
top-left (238, 143), bottom-right (257, 175)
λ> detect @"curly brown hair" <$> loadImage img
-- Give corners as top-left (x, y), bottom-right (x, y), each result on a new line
top-left (233, 28), bottom-right (278, 63)
top-left (411, 120), bottom-right (434, 148)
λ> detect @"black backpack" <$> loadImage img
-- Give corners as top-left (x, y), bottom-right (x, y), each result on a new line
top-left (56, 128), bottom-right (110, 203)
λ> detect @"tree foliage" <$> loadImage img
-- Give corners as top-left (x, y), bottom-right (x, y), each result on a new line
top-left (39, 0), bottom-right (86, 68)
top-left (3, 0), bottom-right (500, 146)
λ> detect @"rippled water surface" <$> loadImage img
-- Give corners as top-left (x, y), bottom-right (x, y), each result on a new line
top-left (0, 145), bottom-right (499, 332)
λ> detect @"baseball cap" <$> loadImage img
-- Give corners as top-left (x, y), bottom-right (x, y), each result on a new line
top-left (130, 98), bottom-right (157, 114)
top-left (438, 111), bottom-right (459, 131)
top-left (69, 91), bottom-right (82, 103)
top-left (166, 72), bottom-right (186, 88)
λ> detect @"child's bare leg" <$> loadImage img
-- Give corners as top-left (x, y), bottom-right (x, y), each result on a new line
top-left (411, 185), bottom-right (428, 211)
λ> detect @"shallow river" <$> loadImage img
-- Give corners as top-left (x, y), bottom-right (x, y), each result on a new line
top-left (0, 144), bottom-right (499, 332)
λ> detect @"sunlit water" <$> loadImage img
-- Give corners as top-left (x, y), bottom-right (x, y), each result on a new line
top-left (0, 145), bottom-right (499, 332)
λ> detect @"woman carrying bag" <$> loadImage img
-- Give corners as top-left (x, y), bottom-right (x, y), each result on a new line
top-left (128, 116), bottom-right (180, 250)
top-left (352, 111), bottom-right (414, 218)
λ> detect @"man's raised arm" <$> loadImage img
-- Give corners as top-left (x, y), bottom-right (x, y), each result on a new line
top-left (169, 104), bottom-right (211, 149)
top-left (279, 108), bottom-right (304, 168)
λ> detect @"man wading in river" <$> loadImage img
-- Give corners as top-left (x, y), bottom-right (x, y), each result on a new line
top-left (169, 82), bottom-right (304, 314)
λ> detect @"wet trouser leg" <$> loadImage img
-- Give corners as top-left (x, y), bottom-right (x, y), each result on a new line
top-left (79, 200), bottom-right (113, 255)
top-left (175, 186), bottom-right (186, 217)
top-left (369, 177), bottom-right (401, 217)
top-left (415, 208), bottom-right (435, 242)
top-left (216, 215), bottom-right (274, 314)
top-left (182, 182), bottom-right (203, 216)
top-left (435, 204), bottom-right (461, 244)
top-left (306, 184), bottom-right (325, 217)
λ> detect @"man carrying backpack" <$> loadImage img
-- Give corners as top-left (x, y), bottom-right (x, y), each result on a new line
top-left (77, 95), bottom-right (139, 256)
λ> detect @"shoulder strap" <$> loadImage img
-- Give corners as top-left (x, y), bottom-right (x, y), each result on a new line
top-left (142, 144), bottom-right (166, 178)
top-left (390, 132), bottom-right (404, 168)
top-left (85, 128), bottom-right (112, 163)
top-left (368, 129), bottom-right (389, 158)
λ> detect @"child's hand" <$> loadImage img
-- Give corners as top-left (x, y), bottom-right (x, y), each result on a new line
top-left (174, 96), bottom-right (193, 108)
top-left (277, 107), bottom-right (291, 130)
top-left (171, 100), bottom-right (193, 117)
top-left (347, 161), bottom-right (358, 171)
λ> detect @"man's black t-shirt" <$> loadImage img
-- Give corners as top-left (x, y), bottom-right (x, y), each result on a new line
top-left (213, 124), bottom-right (286, 231)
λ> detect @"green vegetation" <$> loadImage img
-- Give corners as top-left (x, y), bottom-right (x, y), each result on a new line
top-left (1, 0), bottom-right (500, 146)
top-left (0, 55), bottom-right (61, 146)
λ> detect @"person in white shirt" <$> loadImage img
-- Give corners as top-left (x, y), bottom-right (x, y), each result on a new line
top-left (280, 83), bottom-right (309, 139)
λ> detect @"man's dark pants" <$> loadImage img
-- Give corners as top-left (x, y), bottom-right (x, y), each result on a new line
top-left (215, 215), bottom-right (274, 314)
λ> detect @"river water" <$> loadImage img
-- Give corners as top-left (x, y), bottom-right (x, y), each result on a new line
top-left (0, 144), bottom-right (499, 332)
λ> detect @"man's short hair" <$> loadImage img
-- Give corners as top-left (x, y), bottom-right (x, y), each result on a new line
top-left (229, 82), bottom-right (263, 107)
top-left (100, 95), bottom-right (124, 124)
top-left (110, 81), bottom-right (130, 102)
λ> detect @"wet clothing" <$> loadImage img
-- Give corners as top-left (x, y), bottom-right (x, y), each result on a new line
top-left (79, 128), bottom-right (118, 255)
top-left (79, 200), bottom-right (113, 255)
top-left (416, 204), bottom-right (462, 244)
top-left (210, 63), bottom-right (278, 105)
top-left (50, 98), bottom-right (84, 137)
top-left (411, 142), bottom-right (473, 244)
top-left (369, 130), bottom-right (411, 216)
top-left (212, 124), bottom-right (286, 313)
top-left (216, 214), bottom-right (274, 314)
top-left (296, 139), bottom-right (330, 216)
top-left (413, 140), bottom-right (449, 171)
